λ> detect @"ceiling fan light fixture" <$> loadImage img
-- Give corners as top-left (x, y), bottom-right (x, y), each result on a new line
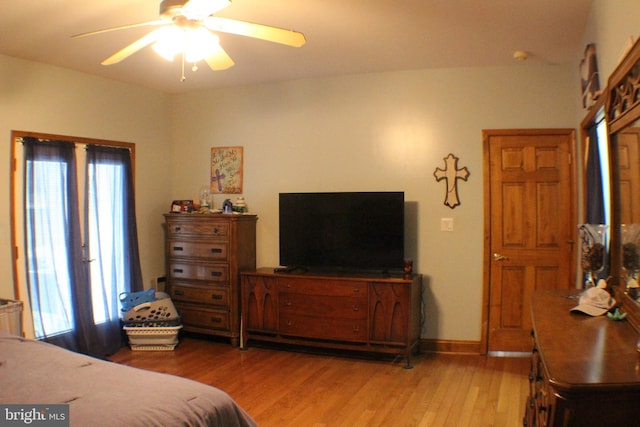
top-left (185, 28), bottom-right (220, 63)
top-left (152, 26), bottom-right (184, 61)
top-left (152, 25), bottom-right (219, 64)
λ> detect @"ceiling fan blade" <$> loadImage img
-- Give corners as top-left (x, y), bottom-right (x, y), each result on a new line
top-left (72, 20), bottom-right (166, 38)
top-left (203, 44), bottom-right (235, 70)
top-left (101, 28), bottom-right (166, 65)
top-left (182, 0), bottom-right (231, 18)
top-left (204, 17), bottom-right (306, 47)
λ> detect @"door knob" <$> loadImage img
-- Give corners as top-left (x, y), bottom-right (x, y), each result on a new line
top-left (493, 253), bottom-right (509, 261)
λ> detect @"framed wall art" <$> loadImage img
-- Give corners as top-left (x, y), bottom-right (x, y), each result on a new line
top-left (210, 146), bottom-right (243, 194)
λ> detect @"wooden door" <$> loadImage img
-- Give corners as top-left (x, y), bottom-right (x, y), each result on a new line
top-left (482, 129), bottom-right (576, 353)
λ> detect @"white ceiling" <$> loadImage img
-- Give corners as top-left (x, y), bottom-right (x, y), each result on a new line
top-left (0, 0), bottom-right (592, 94)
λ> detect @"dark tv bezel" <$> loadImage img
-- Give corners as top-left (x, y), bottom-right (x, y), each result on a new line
top-left (278, 191), bottom-right (405, 273)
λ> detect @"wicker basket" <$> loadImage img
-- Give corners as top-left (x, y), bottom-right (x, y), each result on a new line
top-left (123, 325), bottom-right (182, 351)
top-left (122, 297), bottom-right (180, 327)
top-left (0, 299), bottom-right (23, 336)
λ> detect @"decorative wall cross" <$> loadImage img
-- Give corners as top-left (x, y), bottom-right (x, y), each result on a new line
top-left (211, 168), bottom-right (226, 192)
top-left (433, 153), bottom-right (470, 209)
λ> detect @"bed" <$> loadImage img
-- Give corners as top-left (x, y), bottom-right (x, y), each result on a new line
top-left (0, 331), bottom-right (257, 427)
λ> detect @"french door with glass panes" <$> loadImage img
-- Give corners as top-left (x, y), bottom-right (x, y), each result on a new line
top-left (11, 131), bottom-right (142, 355)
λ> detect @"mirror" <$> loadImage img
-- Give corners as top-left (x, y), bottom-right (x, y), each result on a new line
top-left (580, 97), bottom-right (611, 285)
top-left (614, 121), bottom-right (640, 299)
top-left (605, 36), bottom-right (640, 331)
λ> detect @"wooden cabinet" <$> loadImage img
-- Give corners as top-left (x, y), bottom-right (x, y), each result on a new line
top-left (524, 289), bottom-right (640, 426)
top-left (241, 268), bottom-right (422, 367)
top-left (164, 214), bottom-right (257, 346)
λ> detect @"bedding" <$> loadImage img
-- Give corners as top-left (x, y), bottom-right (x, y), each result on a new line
top-left (0, 331), bottom-right (257, 427)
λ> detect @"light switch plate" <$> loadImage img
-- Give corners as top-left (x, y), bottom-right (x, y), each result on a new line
top-left (441, 217), bottom-right (454, 231)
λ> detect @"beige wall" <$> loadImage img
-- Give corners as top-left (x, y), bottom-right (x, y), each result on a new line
top-left (0, 55), bottom-right (173, 301)
top-left (2, 0), bottom-right (638, 344)
top-left (170, 65), bottom-right (577, 342)
top-left (579, 0), bottom-right (640, 86)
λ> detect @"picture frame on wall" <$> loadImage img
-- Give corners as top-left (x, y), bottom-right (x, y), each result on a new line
top-left (210, 146), bottom-right (243, 194)
top-left (580, 43), bottom-right (602, 109)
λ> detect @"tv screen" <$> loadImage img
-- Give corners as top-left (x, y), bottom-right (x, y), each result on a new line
top-left (279, 192), bottom-right (405, 272)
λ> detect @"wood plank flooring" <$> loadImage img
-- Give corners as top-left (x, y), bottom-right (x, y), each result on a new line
top-left (109, 334), bottom-right (530, 427)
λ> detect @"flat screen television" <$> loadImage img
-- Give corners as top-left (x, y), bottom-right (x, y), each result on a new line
top-left (279, 192), bottom-right (405, 273)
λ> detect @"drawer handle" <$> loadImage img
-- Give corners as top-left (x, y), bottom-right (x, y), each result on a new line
top-left (353, 287), bottom-right (360, 293)
top-left (211, 317), bottom-right (222, 323)
top-left (210, 248), bottom-right (222, 254)
top-left (173, 268), bottom-right (184, 274)
top-left (287, 320), bottom-right (292, 326)
top-left (212, 227), bottom-right (219, 234)
top-left (211, 271), bottom-right (222, 277)
top-left (174, 290), bottom-right (185, 296)
top-left (353, 306), bottom-right (360, 311)
top-left (286, 300), bottom-right (291, 306)
top-left (353, 326), bottom-right (360, 332)
top-left (174, 226), bottom-right (181, 232)
top-left (173, 246), bottom-right (184, 251)
top-left (211, 294), bottom-right (223, 300)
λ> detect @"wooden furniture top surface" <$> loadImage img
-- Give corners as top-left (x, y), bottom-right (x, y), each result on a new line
top-left (532, 289), bottom-right (640, 392)
top-left (244, 267), bottom-right (420, 283)
top-left (164, 213), bottom-right (258, 221)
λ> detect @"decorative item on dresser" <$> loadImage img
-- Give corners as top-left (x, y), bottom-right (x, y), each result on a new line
top-left (164, 213), bottom-right (257, 346)
top-left (524, 290), bottom-right (640, 426)
top-left (240, 268), bottom-right (422, 368)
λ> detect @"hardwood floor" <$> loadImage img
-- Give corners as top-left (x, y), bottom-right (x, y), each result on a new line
top-left (109, 334), bottom-right (530, 427)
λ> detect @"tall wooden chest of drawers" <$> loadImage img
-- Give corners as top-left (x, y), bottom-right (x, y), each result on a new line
top-left (164, 213), bottom-right (257, 346)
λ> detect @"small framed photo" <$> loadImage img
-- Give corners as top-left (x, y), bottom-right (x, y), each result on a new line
top-left (170, 199), bottom-right (194, 213)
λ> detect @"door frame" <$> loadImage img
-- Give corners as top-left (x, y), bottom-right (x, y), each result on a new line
top-left (480, 128), bottom-right (578, 354)
top-left (10, 130), bottom-right (136, 338)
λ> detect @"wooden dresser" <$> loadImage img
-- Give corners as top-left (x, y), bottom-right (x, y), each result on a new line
top-left (164, 213), bottom-right (257, 346)
top-left (525, 289), bottom-right (640, 426)
top-left (240, 268), bottom-right (422, 367)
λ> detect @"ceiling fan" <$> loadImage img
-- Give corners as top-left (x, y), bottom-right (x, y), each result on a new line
top-left (73, 0), bottom-right (306, 79)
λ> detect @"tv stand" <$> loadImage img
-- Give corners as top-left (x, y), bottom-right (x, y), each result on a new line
top-left (240, 267), bottom-right (422, 368)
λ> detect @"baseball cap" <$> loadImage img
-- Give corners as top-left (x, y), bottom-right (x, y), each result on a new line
top-left (570, 287), bottom-right (616, 316)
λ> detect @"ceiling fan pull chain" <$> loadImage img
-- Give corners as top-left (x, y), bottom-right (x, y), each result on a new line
top-left (181, 51), bottom-right (186, 82)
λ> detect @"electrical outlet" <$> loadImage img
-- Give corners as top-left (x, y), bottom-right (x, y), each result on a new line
top-left (441, 217), bottom-right (454, 231)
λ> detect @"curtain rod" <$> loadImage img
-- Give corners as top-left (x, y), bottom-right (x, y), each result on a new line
top-left (15, 136), bottom-right (132, 152)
